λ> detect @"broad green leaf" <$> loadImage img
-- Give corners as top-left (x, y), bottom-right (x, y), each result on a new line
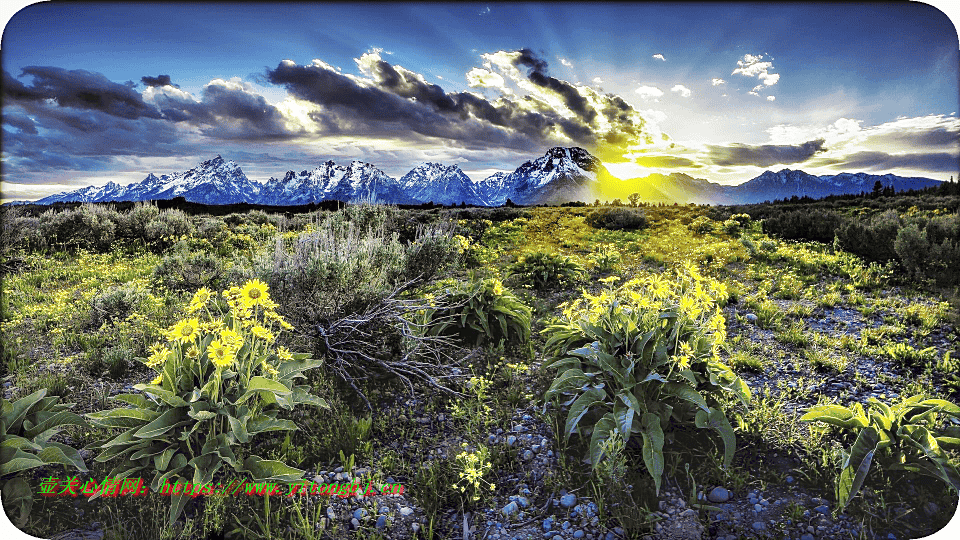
top-left (662, 382), bottom-right (709, 412)
top-left (564, 388), bottom-right (606, 441)
top-left (589, 414), bottom-right (617, 467)
top-left (87, 408), bottom-right (159, 429)
top-left (613, 403), bottom-right (635, 443)
top-left (133, 408), bottom-right (186, 439)
top-left (241, 455), bottom-right (304, 482)
top-left (695, 407), bottom-right (737, 469)
top-left (233, 377), bottom-right (292, 405)
top-left (38, 441), bottom-right (88, 472)
top-left (639, 412), bottom-right (664, 495)
top-left (837, 426), bottom-right (879, 508)
top-left (800, 405), bottom-right (863, 429)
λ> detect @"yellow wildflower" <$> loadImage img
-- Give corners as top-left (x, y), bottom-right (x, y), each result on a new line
top-left (185, 344), bottom-right (200, 359)
top-left (219, 328), bottom-right (243, 350)
top-left (490, 279), bottom-right (505, 296)
top-left (251, 325), bottom-right (274, 342)
top-left (240, 279), bottom-right (270, 307)
top-left (276, 346), bottom-right (294, 362)
top-left (187, 287), bottom-right (212, 313)
top-left (168, 318), bottom-right (200, 344)
top-left (146, 344), bottom-right (169, 368)
top-left (151, 374), bottom-right (162, 385)
top-left (208, 340), bottom-right (235, 369)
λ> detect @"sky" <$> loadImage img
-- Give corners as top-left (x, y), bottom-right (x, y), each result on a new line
top-left (1, 1), bottom-right (959, 203)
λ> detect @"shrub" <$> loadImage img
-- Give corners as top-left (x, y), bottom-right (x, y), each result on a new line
top-left (1, 389), bottom-right (89, 527)
top-left (426, 276), bottom-right (531, 347)
top-left (116, 202), bottom-right (160, 240)
top-left (40, 205), bottom-right (118, 251)
top-left (588, 244), bottom-right (621, 273)
top-left (153, 249), bottom-right (226, 292)
top-left (507, 251), bottom-right (587, 289)
top-left (801, 396), bottom-right (960, 510)
top-left (89, 283), bottom-right (145, 329)
top-left (85, 281), bottom-right (328, 525)
top-left (585, 207), bottom-right (649, 230)
top-left (762, 209), bottom-right (842, 243)
top-left (543, 264), bottom-right (750, 493)
top-left (687, 215), bottom-right (715, 234)
top-left (145, 208), bottom-right (194, 247)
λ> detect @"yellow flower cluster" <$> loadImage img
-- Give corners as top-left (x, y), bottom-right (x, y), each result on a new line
top-left (454, 444), bottom-right (494, 503)
top-left (144, 279), bottom-right (297, 385)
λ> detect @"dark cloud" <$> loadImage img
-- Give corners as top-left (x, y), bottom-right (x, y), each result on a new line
top-left (511, 48), bottom-right (596, 125)
top-left (870, 127), bottom-right (959, 150)
top-left (706, 138), bottom-right (827, 167)
top-left (197, 81), bottom-right (294, 140)
top-left (812, 151), bottom-right (959, 173)
top-left (266, 59), bottom-right (548, 150)
top-left (2, 113), bottom-right (38, 135)
top-left (4, 67), bottom-right (163, 120)
top-left (141, 74), bottom-right (176, 88)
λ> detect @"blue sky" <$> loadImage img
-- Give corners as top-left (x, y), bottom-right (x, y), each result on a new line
top-left (2, 1), bottom-right (958, 202)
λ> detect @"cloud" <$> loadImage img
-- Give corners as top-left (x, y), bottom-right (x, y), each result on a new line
top-left (465, 67), bottom-right (508, 92)
top-left (4, 66), bottom-right (163, 120)
top-left (479, 6), bottom-right (490, 15)
top-left (767, 96), bottom-right (776, 101)
top-left (711, 78), bottom-right (725, 86)
top-left (652, 54), bottom-right (665, 61)
top-left (593, 77), bottom-right (603, 84)
top-left (811, 151), bottom-right (959, 173)
top-left (559, 57), bottom-right (572, 68)
top-left (706, 138), bottom-right (827, 167)
top-left (671, 84), bottom-right (691, 98)
top-left (141, 74), bottom-right (176, 88)
top-left (634, 154), bottom-right (699, 168)
top-left (732, 54), bottom-right (779, 91)
top-left (635, 85), bottom-right (664, 100)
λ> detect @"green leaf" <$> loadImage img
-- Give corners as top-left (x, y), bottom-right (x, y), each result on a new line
top-left (639, 412), bottom-right (665, 495)
top-left (37, 441), bottom-right (88, 472)
top-left (837, 427), bottom-right (879, 508)
top-left (695, 407), bottom-right (737, 469)
top-left (545, 368), bottom-right (589, 400)
top-left (87, 408), bottom-right (159, 429)
top-left (241, 455), bottom-right (304, 482)
top-left (564, 387), bottom-right (606, 441)
top-left (662, 382), bottom-right (709, 412)
top-left (226, 415), bottom-right (250, 444)
top-left (613, 402), bottom-right (635, 443)
top-left (589, 414), bottom-right (617, 467)
top-left (800, 405), bottom-right (864, 429)
top-left (133, 408), bottom-right (186, 439)
top-left (233, 376), bottom-right (292, 405)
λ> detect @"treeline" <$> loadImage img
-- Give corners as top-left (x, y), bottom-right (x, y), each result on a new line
top-left (711, 186), bottom-right (960, 285)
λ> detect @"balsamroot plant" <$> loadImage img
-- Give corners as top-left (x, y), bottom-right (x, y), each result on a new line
top-left (1, 389), bottom-right (90, 526)
top-left (543, 263), bottom-right (750, 494)
top-left (426, 275), bottom-right (531, 347)
top-left (508, 251), bottom-right (587, 289)
top-left (85, 280), bottom-right (328, 525)
top-left (801, 395), bottom-right (960, 510)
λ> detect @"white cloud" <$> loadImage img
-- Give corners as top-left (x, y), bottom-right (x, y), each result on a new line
top-left (593, 77), bottom-right (603, 84)
top-left (560, 57), bottom-right (573, 68)
top-left (767, 96), bottom-right (776, 101)
top-left (479, 6), bottom-right (490, 15)
top-left (466, 67), bottom-right (509, 93)
top-left (671, 84), bottom-right (691, 98)
top-left (635, 85), bottom-right (664, 100)
top-left (732, 53), bottom-right (780, 91)
top-left (652, 54), bottom-right (666, 61)
top-left (641, 109), bottom-right (668, 123)
top-left (711, 78), bottom-right (725, 86)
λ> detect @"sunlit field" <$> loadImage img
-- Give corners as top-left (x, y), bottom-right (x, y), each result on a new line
top-left (2, 194), bottom-right (959, 540)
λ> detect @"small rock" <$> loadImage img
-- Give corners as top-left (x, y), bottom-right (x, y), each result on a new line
top-left (353, 508), bottom-right (367, 520)
top-left (562, 520), bottom-right (571, 530)
top-left (375, 515), bottom-right (386, 529)
top-left (543, 517), bottom-right (554, 531)
top-left (399, 506), bottom-right (413, 516)
top-left (746, 313), bottom-right (759, 323)
top-left (574, 531), bottom-right (585, 539)
top-left (815, 505), bottom-right (830, 515)
top-left (752, 521), bottom-right (766, 531)
top-left (707, 487), bottom-right (731, 503)
top-left (507, 435), bottom-right (518, 446)
top-left (801, 534), bottom-right (814, 540)
top-left (502, 502), bottom-right (519, 516)
top-left (350, 518), bottom-right (360, 530)
top-left (786, 475), bottom-right (794, 484)
top-left (560, 494), bottom-right (577, 508)
top-left (517, 496), bottom-right (530, 508)
top-left (523, 450), bottom-right (534, 461)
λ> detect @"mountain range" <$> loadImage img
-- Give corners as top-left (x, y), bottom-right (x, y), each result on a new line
top-left (15, 148), bottom-right (943, 207)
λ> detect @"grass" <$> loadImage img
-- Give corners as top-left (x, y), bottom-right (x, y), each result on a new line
top-left (3, 203), bottom-right (958, 540)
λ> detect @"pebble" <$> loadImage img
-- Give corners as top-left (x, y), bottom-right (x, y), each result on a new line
top-left (523, 450), bottom-right (534, 461)
top-left (562, 520), bottom-right (571, 530)
top-left (353, 508), bottom-right (367, 520)
top-left (350, 518), bottom-right (360, 530)
top-left (752, 521), bottom-right (766, 531)
top-left (543, 517), bottom-right (554, 531)
top-left (507, 435), bottom-right (517, 446)
top-left (560, 494), bottom-right (577, 508)
top-left (375, 515), bottom-right (386, 529)
top-left (707, 486), bottom-right (731, 503)
top-left (815, 505), bottom-right (830, 515)
top-left (502, 502), bottom-right (519, 516)
top-left (746, 313), bottom-right (759, 323)
top-left (801, 534), bottom-right (814, 540)
top-left (399, 506), bottom-right (413, 516)
top-left (574, 530), bottom-right (585, 539)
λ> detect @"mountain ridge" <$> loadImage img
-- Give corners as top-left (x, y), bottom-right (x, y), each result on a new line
top-left (14, 150), bottom-right (944, 207)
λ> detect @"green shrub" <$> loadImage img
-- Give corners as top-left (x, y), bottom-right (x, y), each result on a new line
top-left (85, 281), bottom-right (328, 526)
top-left (153, 249), bottom-right (226, 292)
top-left (89, 283), bottom-right (145, 328)
top-left (145, 208), bottom-right (194, 247)
top-left (585, 207), bottom-right (649, 230)
top-left (508, 251), bottom-right (586, 289)
top-left (687, 215), bottom-right (715, 234)
top-left (1, 389), bottom-right (90, 527)
top-left (588, 244), bottom-right (622, 273)
top-left (427, 276), bottom-right (531, 347)
top-left (762, 209), bottom-right (842, 244)
top-left (40, 205), bottom-right (118, 251)
top-left (117, 202), bottom-right (160, 240)
top-left (543, 265), bottom-right (749, 493)
top-left (801, 396), bottom-right (960, 510)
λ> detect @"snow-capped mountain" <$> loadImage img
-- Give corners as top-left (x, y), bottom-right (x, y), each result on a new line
top-left (32, 156), bottom-right (261, 205)
top-left (258, 160), bottom-right (414, 205)
top-left (17, 151), bottom-right (944, 208)
top-left (498, 147), bottom-right (616, 205)
top-left (399, 163), bottom-right (479, 205)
